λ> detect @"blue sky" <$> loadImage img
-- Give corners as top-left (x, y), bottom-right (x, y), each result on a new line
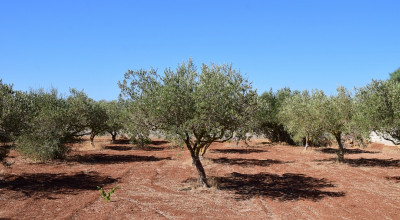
top-left (1, 0), bottom-right (399, 100)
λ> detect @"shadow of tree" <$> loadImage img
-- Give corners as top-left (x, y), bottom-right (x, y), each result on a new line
top-left (210, 157), bottom-right (286, 167)
top-left (318, 148), bottom-right (379, 154)
top-left (112, 139), bottom-right (131, 144)
top-left (151, 140), bottom-right (169, 145)
top-left (386, 176), bottom-right (400, 183)
top-left (211, 148), bottom-right (266, 154)
top-left (68, 154), bottom-right (171, 164)
top-left (0, 171), bottom-right (118, 199)
top-left (314, 158), bottom-right (400, 168)
top-left (346, 158), bottom-right (400, 167)
top-left (134, 146), bottom-right (165, 151)
top-left (104, 145), bottom-right (133, 151)
top-left (105, 145), bottom-right (165, 151)
top-left (214, 172), bottom-right (345, 201)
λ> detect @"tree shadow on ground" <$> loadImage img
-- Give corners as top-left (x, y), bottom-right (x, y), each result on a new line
top-left (214, 172), bottom-right (345, 201)
top-left (0, 171), bottom-right (118, 199)
top-left (386, 176), bottom-right (400, 183)
top-left (68, 154), bottom-right (171, 164)
top-left (104, 145), bottom-right (133, 151)
top-left (210, 157), bottom-right (286, 167)
top-left (112, 139), bottom-right (131, 144)
top-left (318, 148), bottom-right (379, 154)
top-left (314, 158), bottom-right (400, 168)
top-left (134, 145), bottom-right (165, 151)
top-left (151, 140), bottom-right (169, 145)
top-left (211, 149), bottom-right (266, 154)
top-left (104, 145), bottom-right (165, 151)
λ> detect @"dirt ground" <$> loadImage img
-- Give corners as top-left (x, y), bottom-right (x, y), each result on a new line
top-left (1, 137), bottom-right (400, 219)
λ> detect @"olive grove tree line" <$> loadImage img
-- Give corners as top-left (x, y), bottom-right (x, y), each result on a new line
top-left (0, 82), bottom-right (129, 162)
top-left (1, 62), bottom-right (399, 186)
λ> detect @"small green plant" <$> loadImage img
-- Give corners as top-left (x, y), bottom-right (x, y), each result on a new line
top-left (97, 185), bottom-right (119, 202)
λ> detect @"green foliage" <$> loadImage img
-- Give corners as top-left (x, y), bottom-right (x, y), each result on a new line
top-left (97, 185), bottom-right (119, 202)
top-left (15, 88), bottom-right (110, 161)
top-left (87, 100), bottom-right (109, 145)
top-left (279, 89), bottom-right (326, 146)
top-left (0, 80), bottom-right (31, 143)
top-left (321, 87), bottom-right (353, 162)
top-left (101, 100), bottom-right (128, 142)
top-left (253, 88), bottom-right (294, 144)
top-left (119, 59), bottom-right (256, 186)
top-left (354, 79), bottom-right (400, 144)
top-left (16, 89), bottom-right (72, 161)
top-left (66, 89), bottom-right (109, 146)
top-left (123, 100), bottom-right (153, 147)
top-left (279, 86), bottom-right (353, 161)
top-left (65, 89), bottom-right (91, 135)
top-left (320, 87), bottom-right (353, 135)
top-left (119, 59), bottom-right (256, 155)
top-left (389, 67), bottom-right (400, 83)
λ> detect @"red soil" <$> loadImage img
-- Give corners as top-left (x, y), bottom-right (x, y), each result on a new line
top-left (1, 137), bottom-right (400, 219)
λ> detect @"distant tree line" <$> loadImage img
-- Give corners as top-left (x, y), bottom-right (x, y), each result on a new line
top-left (0, 83), bottom-right (133, 161)
top-left (1, 62), bottom-right (399, 186)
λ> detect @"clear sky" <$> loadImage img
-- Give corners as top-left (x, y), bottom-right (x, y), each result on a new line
top-left (1, 0), bottom-right (399, 100)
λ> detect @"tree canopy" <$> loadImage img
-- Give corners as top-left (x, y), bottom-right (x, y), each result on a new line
top-left (279, 89), bottom-right (326, 148)
top-left (253, 88), bottom-right (294, 144)
top-left (354, 79), bottom-right (400, 145)
top-left (389, 67), bottom-right (400, 83)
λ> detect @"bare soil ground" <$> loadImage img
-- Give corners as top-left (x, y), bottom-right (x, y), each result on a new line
top-left (1, 137), bottom-right (400, 219)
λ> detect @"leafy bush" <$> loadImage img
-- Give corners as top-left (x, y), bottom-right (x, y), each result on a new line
top-left (15, 89), bottom-right (73, 161)
top-left (0, 80), bottom-right (31, 143)
top-left (279, 90), bottom-right (326, 148)
top-left (253, 88), bottom-right (294, 144)
top-left (17, 133), bottom-right (70, 161)
top-left (354, 79), bottom-right (400, 144)
top-left (100, 100), bottom-right (128, 143)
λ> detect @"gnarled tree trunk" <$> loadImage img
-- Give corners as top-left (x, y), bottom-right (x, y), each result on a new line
top-left (335, 133), bottom-right (345, 163)
top-left (304, 135), bottom-right (310, 150)
top-left (191, 153), bottom-right (209, 187)
top-left (90, 132), bottom-right (96, 147)
top-left (184, 139), bottom-right (209, 187)
top-left (111, 133), bottom-right (117, 143)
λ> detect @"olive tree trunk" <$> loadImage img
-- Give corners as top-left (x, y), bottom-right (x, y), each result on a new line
top-left (335, 133), bottom-right (345, 163)
top-left (304, 136), bottom-right (310, 150)
top-left (111, 133), bottom-right (117, 143)
top-left (90, 132), bottom-right (96, 147)
top-left (191, 154), bottom-right (209, 187)
top-left (185, 142), bottom-right (209, 187)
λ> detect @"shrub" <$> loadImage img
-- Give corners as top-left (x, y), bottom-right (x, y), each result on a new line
top-left (16, 89), bottom-right (72, 161)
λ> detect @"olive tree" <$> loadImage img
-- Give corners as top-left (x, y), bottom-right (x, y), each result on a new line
top-left (321, 87), bottom-right (353, 162)
top-left (122, 100), bottom-right (153, 147)
top-left (16, 89), bottom-right (73, 161)
top-left (253, 88), bottom-right (294, 144)
top-left (119, 59), bottom-right (256, 187)
top-left (0, 80), bottom-right (31, 143)
top-left (279, 90), bottom-right (326, 149)
top-left (354, 79), bottom-right (400, 145)
top-left (67, 89), bottom-right (109, 146)
top-left (0, 80), bottom-right (31, 162)
top-left (87, 100), bottom-right (109, 146)
top-left (101, 100), bottom-right (127, 143)
top-left (16, 88), bottom-right (109, 161)
top-left (389, 67), bottom-right (400, 82)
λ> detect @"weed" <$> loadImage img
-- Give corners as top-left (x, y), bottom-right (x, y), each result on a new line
top-left (97, 185), bottom-right (119, 202)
